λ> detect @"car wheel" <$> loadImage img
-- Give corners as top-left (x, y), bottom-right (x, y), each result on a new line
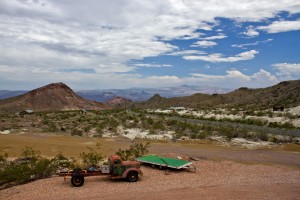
top-left (71, 174), bottom-right (84, 187)
top-left (127, 171), bottom-right (138, 182)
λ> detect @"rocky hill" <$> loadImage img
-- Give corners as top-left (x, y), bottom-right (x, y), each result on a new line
top-left (0, 82), bottom-right (106, 113)
top-left (104, 96), bottom-right (132, 108)
top-left (134, 80), bottom-right (300, 109)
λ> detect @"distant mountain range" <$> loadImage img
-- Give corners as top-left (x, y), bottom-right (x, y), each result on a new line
top-left (77, 85), bottom-right (231, 102)
top-left (133, 80), bottom-right (300, 110)
top-left (0, 90), bottom-right (27, 99)
top-left (0, 80), bottom-right (299, 113)
top-left (0, 85), bottom-right (231, 102)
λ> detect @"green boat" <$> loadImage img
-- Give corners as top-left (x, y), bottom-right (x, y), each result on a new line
top-left (136, 155), bottom-right (192, 169)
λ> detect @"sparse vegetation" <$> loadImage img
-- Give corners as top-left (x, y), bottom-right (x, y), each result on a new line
top-left (79, 143), bottom-right (104, 166)
top-left (0, 107), bottom-right (299, 146)
top-left (0, 147), bottom-right (74, 189)
top-left (115, 141), bottom-right (150, 160)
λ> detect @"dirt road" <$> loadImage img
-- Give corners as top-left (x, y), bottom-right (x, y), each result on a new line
top-left (1, 161), bottom-right (299, 200)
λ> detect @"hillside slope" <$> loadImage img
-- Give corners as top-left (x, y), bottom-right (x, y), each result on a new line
top-left (0, 82), bottom-right (106, 112)
top-left (134, 80), bottom-right (300, 109)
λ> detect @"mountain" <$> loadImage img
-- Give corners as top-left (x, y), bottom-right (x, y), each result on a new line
top-left (0, 85), bottom-right (230, 102)
top-left (76, 85), bottom-right (231, 102)
top-left (134, 80), bottom-right (300, 109)
top-left (104, 96), bottom-right (132, 109)
top-left (76, 91), bottom-right (117, 102)
top-left (0, 90), bottom-right (27, 99)
top-left (0, 82), bottom-right (106, 113)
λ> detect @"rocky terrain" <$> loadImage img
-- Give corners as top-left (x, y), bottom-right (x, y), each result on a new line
top-left (0, 83), bottom-right (106, 113)
top-left (134, 80), bottom-right (300, 109)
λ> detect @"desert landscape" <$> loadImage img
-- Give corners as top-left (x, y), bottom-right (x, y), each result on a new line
top-left (1, 1), bottom-right (300, 199)
top-left (0, 84), bottom-right (300, 199)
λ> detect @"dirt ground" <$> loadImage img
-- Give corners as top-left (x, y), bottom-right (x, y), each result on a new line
top-left (0, 161), bottom-right (299, 200)
top-left (1, 134), bottom-right (300, 199)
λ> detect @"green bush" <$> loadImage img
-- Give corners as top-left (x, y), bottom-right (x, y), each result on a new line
top-left (79, 143), bottom-right (104, 166)
top-left (71, 128), bottom-right (83, 136)
top-left (0, 153), bottom-right (8, 163)
top-left (257, 132), bottom-right (269, 141)
top-left (0, 147), bottom-right (66, 187)
top-left (116, 141), bottom-right (150, 160)
top-left (153, 120), bottom-right (165, 130)
top-left (0, 163), bottom-right (31, 185)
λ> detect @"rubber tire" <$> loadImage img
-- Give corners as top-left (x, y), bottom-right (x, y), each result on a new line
top-left (127, 171), bottom-right (138, 182)
top-left (71, 174), bottom-right (84, 187)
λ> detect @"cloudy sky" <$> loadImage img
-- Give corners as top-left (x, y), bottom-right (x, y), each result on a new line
top-left (0, 0), bottom-right (300, 90)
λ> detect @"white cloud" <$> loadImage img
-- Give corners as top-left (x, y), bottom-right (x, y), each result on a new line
top-left (192, 70), bottom-right (251, 82)
top-left (272, 63), bottom-right (300, 76)
top-left (200, 33), bottom-right (227, 40)
top-left (243, 28), bottom-right (260, 37)
top-left (168, 50), bottom-right (206, 56)
top-left (189, 69), bottom-right (278, 88)
top-left (0, 0), bottom-right (300, 89)
top-left (134, 63), bottom-right (172, 68)
top-left (251, 69), bottom-right (277, 81)
top-left (0, 0), bottom-right (62, 18)
top-left (183, 50), bottom-right (259, 62)
top-left (257, 20), bottom-right (300, 33)
top-left (232, 39), bottom-right (273, 48)
top-left (191, 40), bottom-right (217, 48)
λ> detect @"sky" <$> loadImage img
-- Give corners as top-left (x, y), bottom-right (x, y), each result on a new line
top-left (0, 0), bottom-right (300, 90)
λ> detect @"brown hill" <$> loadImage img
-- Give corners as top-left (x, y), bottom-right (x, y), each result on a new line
top-left (104, 96), bottom-right (132, 109)
top-left (0, 82), bottom-right (107, 113)
top-left (134, 80), bottom-right (300, 109)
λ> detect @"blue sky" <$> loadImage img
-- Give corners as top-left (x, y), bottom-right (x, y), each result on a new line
top-left (0, 0), bottom-right (299, 90)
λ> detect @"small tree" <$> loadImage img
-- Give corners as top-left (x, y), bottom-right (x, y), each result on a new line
top-left (0, 153), bottom-right (8, 162)
top-left (79, 143), bottom-right (104, 166)
top-left (21, 146), bottom-right (41, 166)
top-left (116, 141), bottom-right (150, 160)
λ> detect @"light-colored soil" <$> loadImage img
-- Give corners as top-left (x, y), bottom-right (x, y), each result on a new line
top-left (1, 161), bottom-right (299, 200)
top-left (1, 134), bottom-right (300, 199)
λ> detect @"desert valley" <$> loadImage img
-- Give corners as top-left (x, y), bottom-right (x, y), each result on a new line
top-left (0, 81), bottom-right (299, 199)
top-left (1, 1), bottom-right (300, 199)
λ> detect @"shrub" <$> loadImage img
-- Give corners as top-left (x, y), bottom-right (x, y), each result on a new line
top-left (116, 141), bottom-right (150, 160)
top-left (79, 143), bottom-right (104, 166)
top-left (0, 153), bottom-right (8, 163)
top-left (45, 122), bottom-right (58, 132)
top-left (257, 132), bottom-right (269, 141)
top-left (0, 147), bottom-right (61, 187)
top-left (153, 120), bottom-right (165, 130)
top-left (0, 162), bottom-right (31, 185)
top-left (71, 128), bottom-right (83, 136)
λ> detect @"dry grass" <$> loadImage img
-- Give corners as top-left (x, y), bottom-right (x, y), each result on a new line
top-left (0, 133), bottom-right (226, 158)
top-left (0, 133), bottom-right (129, 158)
top-left (281, 143), bottom-right (300, 152)
top-left (1, 133), bottom-right (300, 168)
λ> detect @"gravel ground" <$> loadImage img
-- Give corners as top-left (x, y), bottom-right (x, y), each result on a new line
top-left (1, 161), bottom-right (299, 200)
